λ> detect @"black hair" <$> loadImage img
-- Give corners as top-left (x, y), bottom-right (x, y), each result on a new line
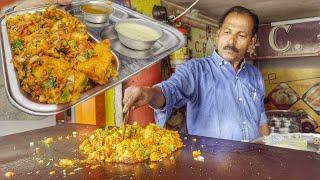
top-left (219, 6), bottom-right (259, 35)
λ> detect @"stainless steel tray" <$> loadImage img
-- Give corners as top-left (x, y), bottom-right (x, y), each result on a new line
top-left (70, 1), bottom-right (184, 59)
top-left (252, 133), bottom-right (320, 152)
top-left (0, 20), bottom-right (120, 115)
top-left (0, 2), bottom-right (186, 115)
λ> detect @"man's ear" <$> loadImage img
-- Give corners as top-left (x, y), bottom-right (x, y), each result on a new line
top-left (248, 34), bottom-right (257, 50)
top-left (215, 29), bottom-right (220, 43)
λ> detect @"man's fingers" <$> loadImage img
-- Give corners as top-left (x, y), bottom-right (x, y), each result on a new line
top-left (123, 86), bottom-right (151, 113)
top-left (123, 104), bottom-right (129, 114)
top-left (123, 97), bottom-right (134, 113)
top-left (123, 87), bottom-right (132, 105)
top-left (123, 87), bottom-right (140, 113)
top-left (124, 91), bottom-right (140, 112)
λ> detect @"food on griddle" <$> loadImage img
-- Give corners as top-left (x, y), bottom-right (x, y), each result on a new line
top-left (79, 123), bottom-right (184, 163)
top-left (72, 131), bottom-right (78, 136)
top-left (58, 159), bottom-right (76, 168)
top-left (192, 150), bottom-right (204, 162)
top-left (29, 141), bottom-right (35, 147)
top-left (37, 159), bottom-right (44, 164)
top-left (6, 8), bottom-right (117, 104)
top-left (192, 150), bottom-right (201, 157)
top-left (5, 171), bottom-right (15, 178)
top-left (42, 137), bottom-right (54, 145)
top-left (268, 83), bottom-right (299, 109)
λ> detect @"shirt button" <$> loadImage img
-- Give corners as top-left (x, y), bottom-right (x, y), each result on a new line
top-left (239, 97), bottom-right (242, 101)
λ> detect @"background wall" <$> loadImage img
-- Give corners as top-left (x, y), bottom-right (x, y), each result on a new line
top-left (256, 57), bottom-right (320, 131)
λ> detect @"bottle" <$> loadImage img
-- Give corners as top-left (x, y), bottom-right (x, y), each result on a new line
top-left (169, 23), bottom-right (189, 73)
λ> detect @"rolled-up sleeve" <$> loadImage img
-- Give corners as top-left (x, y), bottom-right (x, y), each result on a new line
top-left (260, 111), bottom-right (268, 126)
top-left (153, 61), bottom-right (198, 127)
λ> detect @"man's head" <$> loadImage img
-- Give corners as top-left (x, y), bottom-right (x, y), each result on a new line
top-left (215, 6), bottom-right (259, 66)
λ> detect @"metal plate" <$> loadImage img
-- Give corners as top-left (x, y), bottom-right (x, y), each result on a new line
top-left (252, 133), bottom-right (320, 152)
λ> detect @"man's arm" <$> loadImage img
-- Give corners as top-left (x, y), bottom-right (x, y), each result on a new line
top-left (123, 86), bottom-right (165, 113)
top-left (258, 71), bottom-right (270, 137)
top-left (123, 60), bottom-right (198, 121)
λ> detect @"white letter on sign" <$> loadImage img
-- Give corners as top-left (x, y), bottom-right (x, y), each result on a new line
top-left (269, 25), bottom-right (292, 52)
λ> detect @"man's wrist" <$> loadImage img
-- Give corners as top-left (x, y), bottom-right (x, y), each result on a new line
top-left (149, 87), bottom-right (165, 110)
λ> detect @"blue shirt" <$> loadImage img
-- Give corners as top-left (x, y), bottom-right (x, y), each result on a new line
top-left (155, 51), bottom-right (267, 141)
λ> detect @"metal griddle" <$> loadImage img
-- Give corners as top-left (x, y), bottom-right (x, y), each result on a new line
top-left (1, 124), bottom-right (320, 180)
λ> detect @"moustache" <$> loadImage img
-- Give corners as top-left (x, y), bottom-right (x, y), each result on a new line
top-left (223, 45), bottom-right (239, 53)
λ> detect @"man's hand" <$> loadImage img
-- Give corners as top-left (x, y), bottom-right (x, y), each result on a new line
top-left (259, 124), bottom-right (270, 136)
top-left (123, 86), bottom-right (165, 113)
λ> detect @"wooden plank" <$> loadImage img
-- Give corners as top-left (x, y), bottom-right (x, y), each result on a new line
top-left (105, 88), bottom-right (115, 126)
top-left (75, 98), bottom-right (96, 125)
top-left (95, 93), bottom-right (106, 126)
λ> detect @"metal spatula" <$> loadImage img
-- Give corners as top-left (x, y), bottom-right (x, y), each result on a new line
top-left (122, 107), bottom-right (132, 140)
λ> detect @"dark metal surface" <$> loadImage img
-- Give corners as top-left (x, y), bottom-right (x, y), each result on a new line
top-left (1, 124), bottom-right (320, 180)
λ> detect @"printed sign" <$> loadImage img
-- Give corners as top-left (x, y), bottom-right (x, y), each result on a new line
top-left (251, 21), bottom-right (320, 59)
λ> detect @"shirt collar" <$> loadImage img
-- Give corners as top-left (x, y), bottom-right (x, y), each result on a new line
top-left (211, 50), bottom-right (247, 70)
top-left (211, 50), bottom-right (226, 66)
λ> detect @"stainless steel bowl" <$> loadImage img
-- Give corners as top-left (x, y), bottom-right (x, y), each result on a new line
top-left (114, 18), bottom-right (163, 50)
top-left (80, 1), bottom-right (113, 24)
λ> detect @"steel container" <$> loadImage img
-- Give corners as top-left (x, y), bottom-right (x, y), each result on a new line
top-left (80, 1), bottom-right (113, 24)
top-left (114, 18), bottom-right (163, 50)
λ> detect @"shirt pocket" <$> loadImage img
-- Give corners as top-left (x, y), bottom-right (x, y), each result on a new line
top-left (243, 81), bottom-right (263, 102)
top-left (241, 81), bottom-right (264, 119)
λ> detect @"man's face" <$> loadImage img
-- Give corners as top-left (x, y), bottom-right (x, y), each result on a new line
top-left (215, 12), bottom-right (256, 63)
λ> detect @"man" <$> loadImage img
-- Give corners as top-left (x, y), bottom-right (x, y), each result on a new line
top-left (123, 6), bottom-right (270, 141)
